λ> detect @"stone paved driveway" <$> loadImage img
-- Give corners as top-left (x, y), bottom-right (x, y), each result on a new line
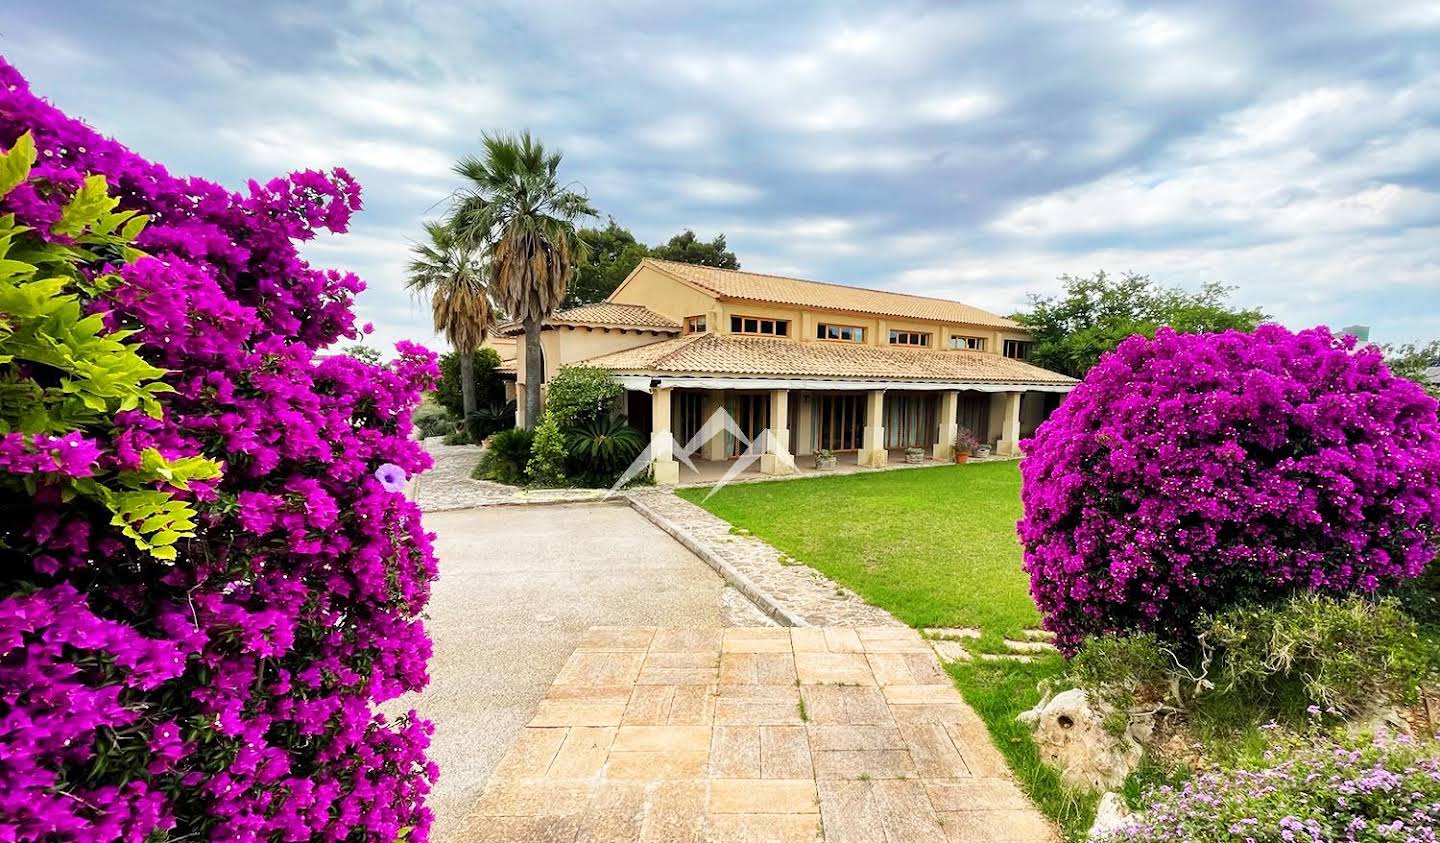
top-left (401, 504), bottom-right (769, 839)
top-left (457, 626), bottom-right (1055, 843)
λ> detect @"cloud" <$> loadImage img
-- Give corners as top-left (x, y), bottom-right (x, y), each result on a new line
top-left (3, 0), bottom-right (1437, 349)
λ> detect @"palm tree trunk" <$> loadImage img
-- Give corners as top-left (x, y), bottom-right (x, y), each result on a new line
top-left (522, 317), bottom-right (543, 429)
top-left (459, 350), bottom-right (477, 418)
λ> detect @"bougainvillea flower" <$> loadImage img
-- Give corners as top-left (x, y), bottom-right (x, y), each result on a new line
top-left (1018, 325), bottom-right (1440, 654)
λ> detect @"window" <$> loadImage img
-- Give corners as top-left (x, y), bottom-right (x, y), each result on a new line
top-left (685, 315), bottom-right (707, 333)
top-left (1003, 339), bottom-right (1033, 360)
top-left (949, 335), bottom-right (986, 351)
top-left (730, 315), bottom-right (789, 337)
top-left (888, 330), bottom-right (931, 347)
top-left (816, 323), bottom-right (865, 343)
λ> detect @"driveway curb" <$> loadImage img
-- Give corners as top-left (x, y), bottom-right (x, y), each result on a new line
top-left (627, 493), bottom-right (809, 628)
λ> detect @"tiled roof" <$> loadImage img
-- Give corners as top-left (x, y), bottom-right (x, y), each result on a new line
top-left (577, 333), bottom-right (1074, 385)
top-left (643, 259), bottom-right (1021, 330)
top-left (497, 303), bottom-right (680, 335)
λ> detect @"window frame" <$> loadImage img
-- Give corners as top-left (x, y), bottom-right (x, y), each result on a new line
top-left (888, 329), bottom-right (931, 347)
top-left (730, 315), bottom-right (790, 337)
top-left (685, 315), bottom-right (707, 334)
top-left (949, 334), bottom-right (986, 351)
top-left (1002, 339), bottom-right (1033, 360)
top-left (816, 323), bottom-right (866, 343)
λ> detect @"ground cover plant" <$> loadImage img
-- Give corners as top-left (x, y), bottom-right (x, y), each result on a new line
top-left (0, 61), bottom-right (438, 841)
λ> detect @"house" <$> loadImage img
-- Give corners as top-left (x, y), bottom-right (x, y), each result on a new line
top-left (492, 259), bottom-right (1075, 483)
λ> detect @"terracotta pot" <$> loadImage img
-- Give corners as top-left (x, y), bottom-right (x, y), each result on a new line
top-left (955, 453), bottom-right (971, 464)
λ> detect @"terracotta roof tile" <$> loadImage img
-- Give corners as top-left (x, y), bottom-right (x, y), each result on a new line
top-left (576, 333), bottom-right (1074, 385)
top-left (497, 303), bottom-right (680, 335)
top-left (643, 259), bottom-right (1020, 330)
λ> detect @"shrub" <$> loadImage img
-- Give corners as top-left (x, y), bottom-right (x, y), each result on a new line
top-left (1204, 594), bottom-right (1428, 715)
top-left (526, 412), bottom-right (568, 487)
top-left (565, 415), bottom-right (644, 485)
top-left (465, 398), bottom-right (516, 443)
top-left (415, 407), bottom-right (456, 439)
top-left (1, 61), bottom-right (438, 841)
top-left (474, 427), bottom-right (533, 485)
top-left (544, 365), bottom-right (624, 428)
top-left (1102, 730), bottom-right (1440, 843)
top-left (1019, 325), bottom-right (1440, 653)
top-left (954, 427), bottom-right (980, 454)
top-left (1066, 633), bottom-right (1172, 723)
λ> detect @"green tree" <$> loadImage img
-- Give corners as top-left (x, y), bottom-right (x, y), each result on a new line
top-left (1380, 340), bottom-right (1440, 399)
top-left (649, 229), bottom-right (739, 269)
top-left (569, 218), bottom-right (649, 306)
top-left (450, 132), bottom-right (597, 428)
top-left (1012, 270), bottom-right (1265, 378)
top-left (406, 220), bottom-right (492, 416)
top-left (435, 348), bottom-right (504, 418)
top-left (340, 343), bottom-right (382, 365)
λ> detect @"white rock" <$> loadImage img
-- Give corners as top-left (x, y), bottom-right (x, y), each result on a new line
top-left (1018, 688), bottom-right (1143, 791)
top-left (1088, 791), bottom-right (1131, 839)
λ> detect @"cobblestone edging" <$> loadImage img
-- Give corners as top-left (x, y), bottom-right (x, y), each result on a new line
top-left (626, 490), bottom-right (903, 629)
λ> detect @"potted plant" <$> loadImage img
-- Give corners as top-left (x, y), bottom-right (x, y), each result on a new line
top-left (904, 446), bottom-right (926, 464)
top-left (814, 448), bottom-right (837, 470)
top-left (954, 428), bottom-right (979, 463)
top-left (973, 442), bottom-right (992, 459)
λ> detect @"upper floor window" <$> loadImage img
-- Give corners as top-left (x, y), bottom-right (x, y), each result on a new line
top-left (731, 315), bottom-right (789, 337)
top-left (685, 315), bottom-right (707, 333)
top-left (949, 335), bottom-right (986, 351)
top-left (817, 323), bottom-right (865, 343)
top-left (1003, 339), bottom-right (1033, 360)
top-left (889, 330), bottom-right (930, 347)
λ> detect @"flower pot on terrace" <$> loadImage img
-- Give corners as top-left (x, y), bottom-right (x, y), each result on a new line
top-left (815, 456), bottom-right (837, 470)
top-left (955, 453), bottom-right (970, 464)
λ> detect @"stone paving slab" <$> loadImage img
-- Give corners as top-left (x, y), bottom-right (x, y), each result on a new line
top-left (458, 626), bottom-right (1056, 843)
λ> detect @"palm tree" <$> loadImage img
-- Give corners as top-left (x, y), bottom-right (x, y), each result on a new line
top-left (449, 131), bottom-right (597, 428)
top-left (406, 220), bottom-right (492, 418)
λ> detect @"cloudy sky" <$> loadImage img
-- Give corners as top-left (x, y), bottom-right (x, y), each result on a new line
top-left (6, 0), bottom-right (1439, 351)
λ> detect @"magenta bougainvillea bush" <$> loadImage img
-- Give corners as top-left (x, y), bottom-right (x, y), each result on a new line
top-left (0, 58), bottom-right (439, 841)
top-left (1019, 325), bottom-right (1440, 653)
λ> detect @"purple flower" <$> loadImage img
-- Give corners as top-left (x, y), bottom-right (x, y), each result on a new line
top-left (375, 462), bottom-right (407, 493)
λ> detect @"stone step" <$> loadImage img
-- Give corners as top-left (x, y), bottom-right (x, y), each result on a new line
top-left (922, 627), bottom-right (982, 641)
top-left (979, 652), bottom-right (1035, 664)
top-left (1018, 628), bottom-right (1056, 642)
top-left (930, 640), bottom-right (972, 663)
top-left (1003, 638), bottom-right (1058, 654)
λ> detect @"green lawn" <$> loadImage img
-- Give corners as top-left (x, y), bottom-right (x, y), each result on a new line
top-left (678, 461), bottom-right (1042, 644)
top-left (679, 461), bottom-right (1100, 839)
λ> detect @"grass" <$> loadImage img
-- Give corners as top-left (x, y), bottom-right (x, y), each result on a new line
top-left (677, 462), bottom-right (1041, 648)
top-left (680, 461), bottom-right (1102, 837)
top-left (947, 657), bottom-right (1099, 838)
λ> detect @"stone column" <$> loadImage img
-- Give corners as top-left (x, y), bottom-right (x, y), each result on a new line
top-left (858, 389), bottom-right (888, 467)
top-left (995, 390), bottom-right (1023, 456)
top-left (760, 389), bottom-right (797, 475)
top-left (933, 390), bottom-right (959, 462)
top-left (650, 386), bottom-right (680, 484)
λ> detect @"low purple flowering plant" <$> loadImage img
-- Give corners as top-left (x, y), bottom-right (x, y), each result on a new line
top-left (1019, 325), bottom-right (1440, 653)
top-left (375, 462), bottom-right (408, 493)
top-left (1102, 730), bottom-right (1440, 843)
top-left (0, 59), bottom-right (440, 841)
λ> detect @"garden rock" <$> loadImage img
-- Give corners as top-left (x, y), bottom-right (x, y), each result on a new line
top-left (1088, 792), bottom-right (1131, 839)
top-left (1018, 688), bottom-right (1143, 791)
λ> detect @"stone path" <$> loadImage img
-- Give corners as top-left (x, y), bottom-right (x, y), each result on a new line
top-left (628, 490), bottom-right (902, 629)
top-left (457, 626), bottom-right (1056, 842)
top-left (411, 440), bottom-right (610, 512)
top-left (394, 505), bottom-right (770, 839)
